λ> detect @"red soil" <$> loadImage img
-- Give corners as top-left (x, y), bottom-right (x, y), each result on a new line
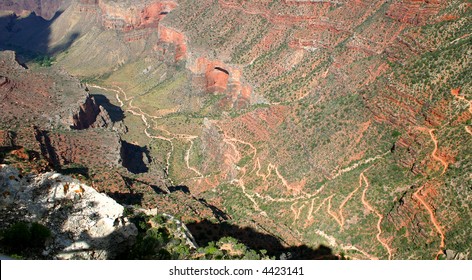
top-left (413, 183), bottom-right (445, 259)
top-left (158, 25), bottom-right (187, 61)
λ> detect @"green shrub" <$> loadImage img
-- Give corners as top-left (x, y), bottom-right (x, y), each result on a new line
top-left (1, 222), bottom-right (51, 253)
top-left (391, 130), bottom-right (402, 138)
top-left (2, 222), bottom-right (31, 250)
top-left (33, 55), bottom-right (55, 67)
top-left (30, 223), bottom-right (52, 247)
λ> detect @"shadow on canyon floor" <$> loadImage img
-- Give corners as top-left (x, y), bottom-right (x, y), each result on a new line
top-left (197, 198), bottom-right (230, 222)
top-left (168, 185), bottom-right (190, 194)
top-left (187, 219), bottom-right (339, 260)
top-left (107, 191), bottom-right (144, 207)
top-left (121, 141), bottom-right (151, 174)
top-left (0, 10), bottom-right (79, 64)
top-left (60, 165), bottom-right (89, 178)
top-left (91, 94), bottom-right (125, 123)
top-left (34, 128), bottom-right (61, 168)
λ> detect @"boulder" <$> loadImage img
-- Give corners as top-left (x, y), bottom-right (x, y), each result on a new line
top-left (0, 164), bottom-right (138, 259)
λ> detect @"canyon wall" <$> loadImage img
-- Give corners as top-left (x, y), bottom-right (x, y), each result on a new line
top-left (98, 0), bottom-right (176, 32)
top-left (71, 93), bottom-right (113, 130)
top-left (0, 0), bottom-right (70, 19)
top-left (1, 0), bottom-right (471, 260)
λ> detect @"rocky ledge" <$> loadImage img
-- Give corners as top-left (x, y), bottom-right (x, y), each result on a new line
top-left (0, 164), bottom-right (138, 259)
top-left (71, 93), bottom-right (113, 130)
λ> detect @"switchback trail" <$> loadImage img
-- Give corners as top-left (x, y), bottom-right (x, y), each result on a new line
top-left (413, 184), bottom-right (445, 260)
top-left (327, 195), bottom-right (342, 227)
top-left (416, 127), bottom-right (448, 175)
top-left (428, 129), bottom-right (448, 175)
top-left (330, 151), bottom-right (390, 180)
top-left (450, 89), bottom-right (472, 137)
top-left (304, 194), bottom-right (333, 229)
top-left (361, 173), bottom-right (393, 260)
top-left (90, 82), bottom-right (398, 259)
top-left (89, 83), bottom-right (203, 183)
top-left (313, 228), bottom-right (378, 260)
top-left (338, 179), bottom-right (362, 231)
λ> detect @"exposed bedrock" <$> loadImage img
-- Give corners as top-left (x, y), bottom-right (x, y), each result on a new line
top-left (0, 130), bottom-right (15, 148)
top-left (386, 0), bottom-right (441, 25)
top-left (32, 126), bottom-right (122, 169)
top-left (0, 164), bottom-right (138, 260)
top-left (189, 57), bottom-right (252, 109)
top-left (0, 76), bottom-right (9, 87)
top-left (71, 93), bottom-right (112, 130)
top-left (0, 0), bottom-right (70, 20)
top-left (158, 25), bottom-right (187, 61)
top-left (98, 0), bottom-right (177, 32)
top-left (207, 66), bottom-right (229, 93)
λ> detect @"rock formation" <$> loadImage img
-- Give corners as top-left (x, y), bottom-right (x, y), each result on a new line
top-left (0, 130), bottom-right (15, 148)
top-left (71, 93), bottom-right (113, 130)
top-left (0, 164), bottom-right (138, 259)
top-left (158, 25), bottom-right (187, 61)
top-left (32, 126), bottom-right (122, 169)
top-left (1, 0), bottom-right (471, 260)
top-left (386, 0), bottom-right (441, 25)
top-left (0, 0), bottom-right (70, 20)
top-left (98, 0), bottom-right (176, 32)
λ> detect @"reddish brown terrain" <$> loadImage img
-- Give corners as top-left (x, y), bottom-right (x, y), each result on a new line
top-left (0, 0), bottom-right (471, 259)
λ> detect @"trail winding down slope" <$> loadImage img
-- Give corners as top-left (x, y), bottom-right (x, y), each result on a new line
top-left (360, 172), bottom-right (393, 260)
top-left (413, 184), bottom-right (446, 260)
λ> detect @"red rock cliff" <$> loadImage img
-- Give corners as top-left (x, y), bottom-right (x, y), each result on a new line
top-left (158, 25), bottom-right (187, 61)
top-left (71, 93), bottom-right (112, 130)
top-left (98, 0), bottom-right (176, 32)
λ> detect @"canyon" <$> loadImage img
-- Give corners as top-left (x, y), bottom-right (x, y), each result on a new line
top-left (0, 0), bottom-right (471, 260)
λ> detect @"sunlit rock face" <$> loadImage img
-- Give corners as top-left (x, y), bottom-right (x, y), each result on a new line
top-left (71, 93), bottom-right (113, 130)
top-left (98, 1), bottom-right (176, 31)
top-left (0, 165), bottom-right (138, 260)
